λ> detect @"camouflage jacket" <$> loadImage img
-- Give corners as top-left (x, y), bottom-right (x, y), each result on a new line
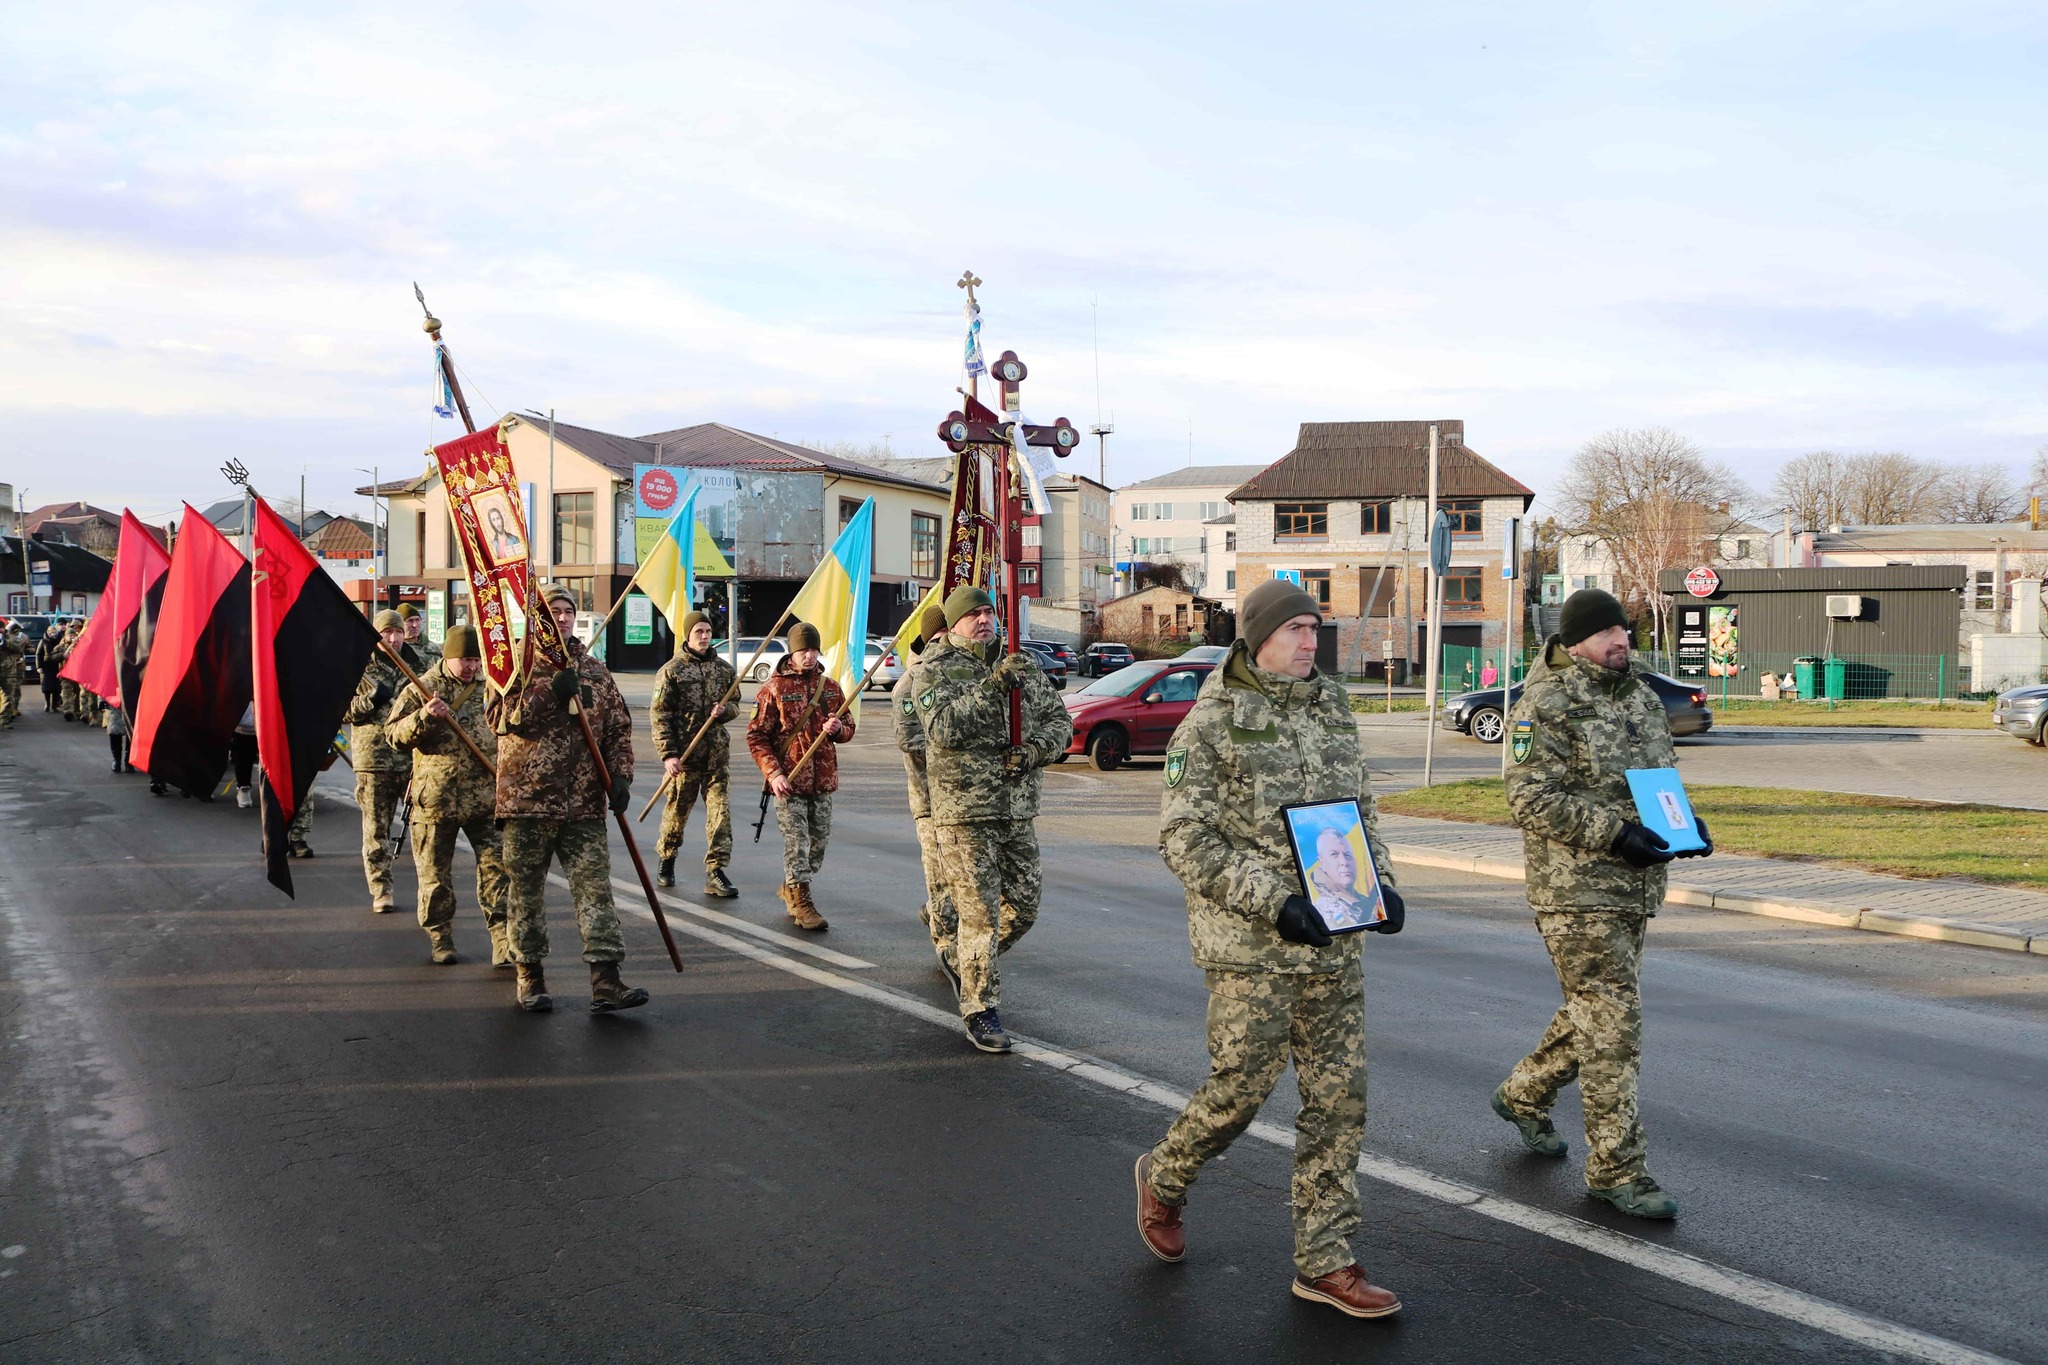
top-left (1160, 641), bottom-right (1395, 975)
top-left (651, 646), bottom-right (738, 769)
top-left (385, 662), bottom-right (498, 822)
top-left (1505, 637), bottom-right (1675, 914)
top-left (0, 628), bottom-right (24, 668)
top-left (488, 638), bottom-right (634, 821)
top-left (917, 635), bottom-right (1074, 826)
top-left (746, 657), bottom-right (852, 797)
top-left (409, 638), bottom-right (443, 672)
top-left (343, 647), bottom-right (420, 773)
top-left (890, 664), bottom-right (931, 820)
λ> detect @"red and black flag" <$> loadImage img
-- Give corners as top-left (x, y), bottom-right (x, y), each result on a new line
top-left (58, 510), bottom-right (171, 707)
top-left (128, 506), bottom-right (252, 799)
top-left (252, 497), bottom-right (377, 896)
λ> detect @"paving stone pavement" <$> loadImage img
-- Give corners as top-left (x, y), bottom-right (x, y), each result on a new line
top-left (1380, 811), bottom-right (2048, 955)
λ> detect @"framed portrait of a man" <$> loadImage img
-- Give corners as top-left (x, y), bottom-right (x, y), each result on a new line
top-left (1281, 798), bottom-right (1385, 934)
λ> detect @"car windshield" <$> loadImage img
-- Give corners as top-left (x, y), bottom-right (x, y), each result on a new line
top-left (1073, 661), bottom-right (1168, 698)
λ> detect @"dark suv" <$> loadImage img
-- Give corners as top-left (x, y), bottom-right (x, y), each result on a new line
top-left (1078, 642), bottom-right (1134, 678)
top-left (1018, 640), bottom-right (1068, 689)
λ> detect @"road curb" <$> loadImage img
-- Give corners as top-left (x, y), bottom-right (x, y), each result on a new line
top-left (1384, 842), bottom-right (2039, 955)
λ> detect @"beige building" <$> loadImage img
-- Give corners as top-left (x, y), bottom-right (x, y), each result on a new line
top-left (1111, 465), bottom-right (1268, 599)
top-left (364, 415), bottom-right (950, 666)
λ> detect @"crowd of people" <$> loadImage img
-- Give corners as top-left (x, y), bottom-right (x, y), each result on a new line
top-left (8, 578), bottom-right (1707, 1322)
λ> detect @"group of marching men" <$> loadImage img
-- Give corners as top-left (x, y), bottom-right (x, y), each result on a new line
top-left (344, 577), bottom-right (1071, 1046)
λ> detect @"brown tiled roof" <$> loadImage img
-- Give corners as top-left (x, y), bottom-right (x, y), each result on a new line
top-left (1231, 421), bottom-right (1533, 504)
top-left (635, 423), bottom-right (948, 493)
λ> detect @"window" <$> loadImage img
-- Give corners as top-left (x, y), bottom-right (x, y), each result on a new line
top-left (1444, 567), bottom-right (1484, 607)
top-left (1361, 501), bottom-right (1392, 535)
top-left (1224, 569), bottom-right (1236, 591)
top-left (1224, 530), bottom-right (1236, 551)
top-left (839, 498), bottom-right (862, 532)
top-left (1152, 502), bottom-right (1174, 520)
top-left (555, 576), bottom-right (596, 612)
top-left (1133, 538), bottom-right (1150, 556)
top-left (1275, 503), bottom-right (1328, 539)
top-left (1018, 564), bottom-right (1040, 585)
top-left (415, 511), bottom-right (427, 575)
top-left (446, 511), bottom-right (461, 568)
top-left (1444, 500), bottom-right (1483, 537)
top-left (1131, 504), bottom-right (1150, 521)
top-left (1973, 569), bottom-right (1997, 610)
top-left (1301, 569), bottom-right (1332, 606)
top-left (1155, 669), bottom-right (1203, 703)
top-left (1198, 501), bottom-right (1223, 520)
top-left (911, 512), bottom-right (940, 578)
top-left (552, 492), bottom-right (594, 565)
top-left (1022, 525), bottom-right (1042, 547)
top-left (1734, 538), bottom-right (1752, 561)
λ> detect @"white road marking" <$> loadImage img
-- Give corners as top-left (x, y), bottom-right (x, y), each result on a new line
top-left (608, 895), bottom-right (2014, 1365)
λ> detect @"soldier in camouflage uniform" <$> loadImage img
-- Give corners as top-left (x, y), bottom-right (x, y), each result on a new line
top-left (398, 603), bottom-right (442, 672)
top-left (0, 620), bottom-right (25, 727)
top-left (891, 606), bottom-right (954, 981)
top-left (386, 624), bottom-right (508, 967)
top-left (1494, 588), bottom-right (1709, 1221)
top-left (1135, 577), bottom-right (1406, 1320)
top-left (650, 611), bottom-right (738, 899)
top-left (343, 611), bottom-right (416, 913)
top-left (490, 584), bottom-right (646, 1014)
top-left (746, 622), bottom-right (851, 932)
top-left (917, 586), bottom-right (1073, 1053)
top-left (57, 618), bottom-right (85, 721)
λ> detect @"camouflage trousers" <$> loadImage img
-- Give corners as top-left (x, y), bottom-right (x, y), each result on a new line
top-left (1500, 911), bottom-right (1649, 1189)
top-left (933, 819), bottom-right (1041, 1017)
top-left (288, 799), bottom-right (313, 845)
top-left (1149, 966), bottom-right (1368, 1280)
top-left (0, 665), bottom-right (19, 723)
top-left (657, 762), bottom-right (732, 871)
top-left (61, 678), bottom-right (82, 719)
top-left (914, 816), bottom-right (957, 957)
top-left (776, 793), bottom-right (832, 885)
top-left (355, 770), bottom-right (407, 909)
top-left (411, 811), bottom-right (509, 947)
top-left (501, 818), bottom-right (626, 965)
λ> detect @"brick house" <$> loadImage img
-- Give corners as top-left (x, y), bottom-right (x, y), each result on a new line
top-left (1231, 420), bottom-right (1534, 677)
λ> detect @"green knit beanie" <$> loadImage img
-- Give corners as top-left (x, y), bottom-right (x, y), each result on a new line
top-left (1238, 577), bottom-right (1321, 656)
top-left (944, 585), bottom-right (994, 627)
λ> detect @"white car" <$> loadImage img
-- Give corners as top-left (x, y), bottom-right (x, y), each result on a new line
top-left (720, 637), bottom-right (789, 682)
top-left (864, 639), bottom-right (904, 690)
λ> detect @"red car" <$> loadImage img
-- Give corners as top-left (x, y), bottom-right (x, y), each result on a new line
top-left (1060, 659), bottom-right (1216, 771)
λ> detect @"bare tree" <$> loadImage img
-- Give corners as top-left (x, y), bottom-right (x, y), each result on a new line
top-left (1554, 427), bottom-right (1751, 650)
top-left (2030, 445), bottom-right (2048, 507)
top-left (1839, 452), bottom-right (1942, 524)
top-left (1927, 462), bottom-right (2023, 523)
top-left (801, 438), bottom-right (896, 462)
top-left (1771, 452), bottom-right (1850, 531)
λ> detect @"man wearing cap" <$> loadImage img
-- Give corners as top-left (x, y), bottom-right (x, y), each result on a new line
top-left (386, 623), bottom-right (508, 966)
top-left (398, 602), bottom-right (442, 671)
top-left (490, 583), bottom-right (645, 1013)
top-left (1492, 588), bottom-right (1708, 1220)
top-left (892, 604), bottom-right (956, 988)
top-left (57, 617), bottom-right (86, 721)
top-left (344, 610), bottom-right (419, 914)
top-left (651, 611), bottom-right (738, 899)
top-left (0, 618), bottom-right (25, 728)
top-left (1134, 576), bottom-right (1406, 1320)
top-left (746, 621), bottom-right (851, 931)
top-left (917, 585), bottom-right (1073, 1053)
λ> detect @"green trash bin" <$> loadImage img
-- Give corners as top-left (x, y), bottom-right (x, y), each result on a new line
top-left (1794, 656), bottom-right (1822, 698)
top-left (1824, 657), bottom-right (1847, 702)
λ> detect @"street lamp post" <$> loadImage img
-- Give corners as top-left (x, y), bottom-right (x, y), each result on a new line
top-left (356, 465), bottom-right (381, 607)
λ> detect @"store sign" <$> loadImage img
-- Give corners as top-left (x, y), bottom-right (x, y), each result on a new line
top-left (1684, 564), bottom-right (1721, 598)
top-left (426, 590), bottom-right (447, 645)
top-left (623, 592), bottom-right (654, 645)
top-left (1675, 603), bottom-right (1707, 678)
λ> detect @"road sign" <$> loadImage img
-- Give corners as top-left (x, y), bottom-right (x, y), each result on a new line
top-left (1274, 568), bottom-right (1303, 587)
top-left (1684, 565), bottom-right (1721, 598)
top-left (29, 559), bottom-right (50, 588)
top-left (1429, 511), bottom-right (1452, 577)
top-left (1502, 517), bottom-right (1522, 578)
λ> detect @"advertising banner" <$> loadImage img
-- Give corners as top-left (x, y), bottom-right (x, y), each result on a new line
top-left (1707, 604), bottom-right (1740, 678)
top-left (1675, 603), bottom-right (1707, 678)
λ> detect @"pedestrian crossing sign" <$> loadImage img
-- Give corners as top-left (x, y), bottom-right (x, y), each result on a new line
top-left (1510, 718), bottom-right (1534, 764)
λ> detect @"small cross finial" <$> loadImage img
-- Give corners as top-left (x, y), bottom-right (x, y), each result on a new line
top-left (956, 270), bottom-right (982, 307)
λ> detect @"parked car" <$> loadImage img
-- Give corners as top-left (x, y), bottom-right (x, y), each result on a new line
top-left (1062, 659), bottom-right (1216, 771)
top-left (1443, 671), bottom-right (1715, 743)
top-left (9, 615), bottom-right (82, 683)
top-left (1024, 639), bottom-right (1077, 672)
top-left (1991, 683), bottom-right (2048, 745)
top-left (718, 637), bottom-right (788, 682)
top-left (863, 638), bottom-right (904, 691)
top-left (1177, 644), bottom-right (1228, 664)
top-left (1077, 642), bottom-right (1134, 678)
top-left (1018, 640), bottom-right (1067, 689)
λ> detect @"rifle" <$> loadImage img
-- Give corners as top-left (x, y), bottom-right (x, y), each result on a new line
top-left (392, 783), bottom-right (414, 854)
top-left (752, 782), bottom-right (772, 842)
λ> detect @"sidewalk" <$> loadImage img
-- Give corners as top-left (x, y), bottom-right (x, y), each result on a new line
top-left (1380, 812), bottom-right (2048, 955)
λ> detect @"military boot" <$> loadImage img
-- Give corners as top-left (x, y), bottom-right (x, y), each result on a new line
top-left (1588, 1178), bottom-right (1677, 1220)
top-left (427, 927), bottom-right (458, 965)
top-left (1491, 1085), bottom-right (1567, 1157)
top-left (657, 856), bottom-right (675, 888)
top-left (589, 963), bottom-right (649, 1013)
top-left (514, 963), bottom-right (553, 1013)
top-left (488, 926), bottom-right (513, 969)
top-left (789, 882), bottom-right (828, 932)
top-left (704, 867), bottom-right (737, 899)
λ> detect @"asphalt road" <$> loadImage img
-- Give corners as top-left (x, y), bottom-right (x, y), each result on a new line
top-left (2, 702), bottom-right (2044, 1363)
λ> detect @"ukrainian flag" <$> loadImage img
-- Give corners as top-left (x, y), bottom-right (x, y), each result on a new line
top-left (786, 497), bottom-right (874, 716)
top-left (638, 488), bottom-right (732, 645)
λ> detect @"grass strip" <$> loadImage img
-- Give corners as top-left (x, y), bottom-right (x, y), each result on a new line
top-left (1703, 699), bottom-right (1990, 729)
top-left (1379, 780), bottom-right (2048, 891)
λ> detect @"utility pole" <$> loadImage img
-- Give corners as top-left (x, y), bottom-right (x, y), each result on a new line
top-left (1500, 514), bottom-right (1521, 780)
top-left (545, 408), bottom-right (556, 586)
top-left (1422, 424), bottom-right (1444, 788)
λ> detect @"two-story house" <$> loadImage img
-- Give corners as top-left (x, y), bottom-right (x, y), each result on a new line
top-left (1231, 420), bottom-right (1534, 677)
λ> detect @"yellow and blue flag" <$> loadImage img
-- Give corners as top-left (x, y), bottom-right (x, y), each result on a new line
top-left (786, 497), bottom-right (874, 717)
top-left (637, 487), bottom-right (734, 644)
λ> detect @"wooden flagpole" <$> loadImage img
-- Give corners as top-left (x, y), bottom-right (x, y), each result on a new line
top-left (635, 605), bottom-right (797, 823)
top-left (779, 648), bottom-right (889, 785)
top-left (379, 641), bottom-right (496, 778)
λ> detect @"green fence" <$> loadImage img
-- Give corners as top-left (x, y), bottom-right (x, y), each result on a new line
top-left (1639, 651), bottom-right (1975, 702)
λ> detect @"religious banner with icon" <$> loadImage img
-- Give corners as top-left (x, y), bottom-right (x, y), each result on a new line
top-left (431, 425), bottom-right (569, 694)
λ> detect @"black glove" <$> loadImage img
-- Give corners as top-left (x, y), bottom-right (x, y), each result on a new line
top-left (1276, 894), bottom-right (1335, 948)
top-left (551, 669), bottom-right (580, 707)
top-left (1678, 816), bottom-right (1713, 858)
top-left (370, 678), bottom-right (395, 707)
top-left (1366, 885), bottom-right (1405, 934)
top-left (1611, 821), bottom-right (1675, 868)
top-left (609, 778), bottom-right (631, 814)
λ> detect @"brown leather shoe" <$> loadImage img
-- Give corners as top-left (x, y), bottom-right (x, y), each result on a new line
top-left (589, 962), bottom-right (649, 1013)
top-left (789, 882), bottom-right (828, 932)
top-left (514, 963), bottom-right (553, 1013)
top-left (427, 927), bottom-right (458, 965)
top-left (1292, 1265), bottom-right (1401, 1319)
top-left (1134, 1153), bottom-right (1184, 1262)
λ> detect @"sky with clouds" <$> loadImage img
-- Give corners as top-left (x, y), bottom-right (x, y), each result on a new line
top-left (4, 0), bottom-right (2044, 527)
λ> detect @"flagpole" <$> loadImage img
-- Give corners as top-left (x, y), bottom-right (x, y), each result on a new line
top-left (377, 641), bottom-right (497, 778)
top-left (636, 603), bottom-right (797, 822)
top-left (780, 647), bottom-right (889, 784)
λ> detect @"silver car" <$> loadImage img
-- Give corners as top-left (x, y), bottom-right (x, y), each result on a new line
top-left (863, 638), bottom-right (905, 691)
top-left (719, 637), bottom-right (788, 683)
top-left (1990, 683), bottom-right (2047, 745)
